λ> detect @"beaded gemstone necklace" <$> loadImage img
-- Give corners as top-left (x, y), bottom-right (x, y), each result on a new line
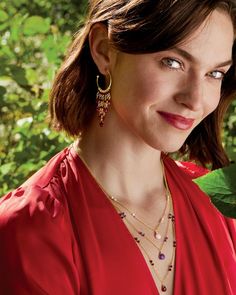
top-left (109, 191), bottom-right (170, 241)
top-left (107, 166), bottom-right (176, 293)
top-left (73, 144), bottom-right (176, 293)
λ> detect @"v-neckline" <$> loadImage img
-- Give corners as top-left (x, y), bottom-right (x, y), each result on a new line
top-left (70, 146), bottom-right (177, 295)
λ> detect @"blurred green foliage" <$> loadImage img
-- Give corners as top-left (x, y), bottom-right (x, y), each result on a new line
top-left (224, 102), bottom-right (236, 161)
top-left (0, 0), bottom-right (87, 195)
top-left (0, 0), bottom-right (235, 196)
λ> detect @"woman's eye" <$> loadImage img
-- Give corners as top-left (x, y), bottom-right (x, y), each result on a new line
top-left (208, 70), bottom-right (225, 80)
top-left (162, 58), bottom-right (182, 70)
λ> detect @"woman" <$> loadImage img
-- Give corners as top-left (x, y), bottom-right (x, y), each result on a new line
top-left (0, 0), bottom-right (236, 294)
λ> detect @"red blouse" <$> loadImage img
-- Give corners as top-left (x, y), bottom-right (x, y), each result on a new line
top-left (0, 146), bottom-right (235, 295)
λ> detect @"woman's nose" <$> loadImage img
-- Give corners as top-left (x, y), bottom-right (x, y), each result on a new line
top-left (174, 77), bottom-right (204, 112)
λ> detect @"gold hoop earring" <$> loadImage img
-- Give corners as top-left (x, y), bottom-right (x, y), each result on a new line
top-left (96, 72), bottom-right (112, 127)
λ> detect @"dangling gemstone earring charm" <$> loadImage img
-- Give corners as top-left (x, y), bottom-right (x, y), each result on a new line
top-left (96, 72), bottom-right (112, 127)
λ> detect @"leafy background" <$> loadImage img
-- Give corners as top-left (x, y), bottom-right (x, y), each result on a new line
top-left (194, 163), bottom-right (236, 218)
top-left (0, 0), bottom-right (235, 196)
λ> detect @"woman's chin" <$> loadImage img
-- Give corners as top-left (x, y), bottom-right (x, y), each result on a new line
top-left (149, 140), bottom-right (184, 154)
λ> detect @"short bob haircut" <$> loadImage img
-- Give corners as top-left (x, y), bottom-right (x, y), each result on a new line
top-left (49, 0), bottom-right (236, 169)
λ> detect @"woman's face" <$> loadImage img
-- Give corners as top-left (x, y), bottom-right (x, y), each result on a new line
top-left (110, 9), bottom-right (234, 152)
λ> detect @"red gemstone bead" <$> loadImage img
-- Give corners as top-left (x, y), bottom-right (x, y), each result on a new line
top-left (161, 285), bottom-right (167, 292)
top-left (158, 252), bottom-right (165, 260)
top-left (134, 237), bottom-right (140, 243)
top-left (149, 260), bottom-right (154, 266)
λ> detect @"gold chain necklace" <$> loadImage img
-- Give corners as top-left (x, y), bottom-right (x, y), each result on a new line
top-left (111, 198), bottom-right (173, 253)
top-left (73, 144), bottom-right (176, 293)
top-left (108, 192), bottom-right (170, 241)
top-left (109, 190), bottom-right (176, 293)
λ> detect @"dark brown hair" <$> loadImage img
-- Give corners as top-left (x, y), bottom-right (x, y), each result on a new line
top-left (49, 0), bottom-right (236, 169)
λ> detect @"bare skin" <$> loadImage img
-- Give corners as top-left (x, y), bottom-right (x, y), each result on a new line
top-left (77, 9), bottom-right (234, 294)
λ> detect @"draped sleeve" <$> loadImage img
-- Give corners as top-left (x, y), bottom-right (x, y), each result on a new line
top-left (0, 152), bottom-right (81, 295)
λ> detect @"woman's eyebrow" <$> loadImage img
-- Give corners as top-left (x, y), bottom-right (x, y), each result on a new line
top-left (172, 47), bottom-right (233, 68)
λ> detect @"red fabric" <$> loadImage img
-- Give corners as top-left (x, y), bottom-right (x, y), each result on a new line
top-left (175, 161), bottom-right (209, 178)
top-left (0, 146), bottom-right (235, 295)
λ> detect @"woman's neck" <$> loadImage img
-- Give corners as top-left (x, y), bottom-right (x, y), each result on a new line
top-left (77, 116), bottom-right (165, 207)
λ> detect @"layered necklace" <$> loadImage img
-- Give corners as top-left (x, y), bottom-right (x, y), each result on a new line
top-left (106, 159), bottom-right (176, 293)
top-left (73, 144), bottom-right (176, 293)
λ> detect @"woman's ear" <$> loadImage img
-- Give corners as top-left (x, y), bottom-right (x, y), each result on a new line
top-left (89, 23), bottom-right (113, 75)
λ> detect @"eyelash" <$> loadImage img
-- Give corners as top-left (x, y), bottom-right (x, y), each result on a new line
top-left (161, 57), bottom-right (226, 80)
top-left (207, 71), bottom-right (226, 80)
top-left (161, 58), bottom-right (183, 70)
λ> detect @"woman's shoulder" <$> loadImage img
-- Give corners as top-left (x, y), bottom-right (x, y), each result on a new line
top-left (0, 147), bottom-right (81, 293)
top-left (0, 185), bottom-right (62, 229)
top-left (0, 147), bottom-right (73, 229)
top-left (0, 166), bottom-right (81, 294)
top-left (22, 146), bottom-right (71, 188)
top-left (175, 160), bottom-right (209, 179)
top-left (163, 154), bottom-right (209, 179)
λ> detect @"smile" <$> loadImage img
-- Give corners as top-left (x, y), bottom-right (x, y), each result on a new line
top-left (158, 111), bottom-right (195, 130)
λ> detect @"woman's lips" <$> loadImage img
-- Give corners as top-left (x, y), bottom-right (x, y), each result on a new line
top-left (158, 111), bottom-right (195, 130)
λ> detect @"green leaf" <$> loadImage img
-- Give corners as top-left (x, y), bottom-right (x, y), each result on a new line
top-left (0, 22), bottom-right (9, 31)
top-left (0, 10), bottom-right (8, 22)
top-left (23, 16), bottom-right (50, 36)
top-left (0, 163), bottom-right (15, 176)
top-left (9, 65), bottom-right (28, 86)
top-left (25, 68), bottom-right (38, 85)
top-left (0, 45), bottom-right (15, 60)
top-left (10, 15), bottom-right (24, 41)
top-left (41, 35), bottom-right (60, 63)
top-left (194, 164), bottom-right (236, 218)
top-left (0, 86), bottom-right (6, 97)
top-left (11, 0), bottom-right (28, 7)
